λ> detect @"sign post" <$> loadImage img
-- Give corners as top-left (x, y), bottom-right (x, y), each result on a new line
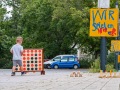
top-left (100, 37), bottom-right (106, 72)
top-left (98, 0), bottom-right (108, 72)
top-left (98, 0), bottom-right (109, 72)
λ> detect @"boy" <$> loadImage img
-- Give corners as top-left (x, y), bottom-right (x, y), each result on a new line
top-left (10, 36), bottom-right (24, 76)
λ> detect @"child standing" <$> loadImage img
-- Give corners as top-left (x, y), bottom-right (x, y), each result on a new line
top-left (10, 36), bottom-right (24, 76)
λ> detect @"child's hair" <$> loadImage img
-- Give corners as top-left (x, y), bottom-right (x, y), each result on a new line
top-left (16, 36), bottom-right (23, 43)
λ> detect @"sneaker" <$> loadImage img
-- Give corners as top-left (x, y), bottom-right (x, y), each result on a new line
top-left (21, 72), bottom-right (25, 76)
top-left (11, 72), bottom-right (15, 76)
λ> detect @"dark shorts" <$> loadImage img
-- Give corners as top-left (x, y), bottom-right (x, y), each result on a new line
top-left (13, 60), bottom-right (22, 66)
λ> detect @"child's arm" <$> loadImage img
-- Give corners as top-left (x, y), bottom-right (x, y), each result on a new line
top-left (21, 46), bottom-right (23, 56)
top-left (10, 50), bottom-right (13, 54)
top-left (10, 47), bottom-right (13, 54)
top-left (21, 51), bottom-right (23, 56)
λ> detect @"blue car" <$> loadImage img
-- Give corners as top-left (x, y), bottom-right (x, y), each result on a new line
top-left (50, 56), bottom-right (80, 69)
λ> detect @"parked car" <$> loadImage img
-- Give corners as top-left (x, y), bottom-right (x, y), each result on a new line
top-left (44, 55), bottom-right (77, 69)
top-left (44, 59), bottom-right (50, 62)
top-left (50, 56), bottom-right (80, 69)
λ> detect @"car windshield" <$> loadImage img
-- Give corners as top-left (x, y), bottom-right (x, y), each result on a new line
top-left (50, 56), bottom-right (61, 61)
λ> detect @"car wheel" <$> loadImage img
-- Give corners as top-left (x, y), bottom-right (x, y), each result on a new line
top-left (47, 64), bottom-right (51, 69)
top-left (54, 65), bottom-right (59, 69)
top-left (73, 65), bottom-right (78, 69)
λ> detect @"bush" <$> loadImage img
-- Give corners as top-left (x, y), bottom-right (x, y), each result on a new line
top-left (89, 59), bottom-right (100, 73)
top-left (0, 59), bottom-right (12, 69)
top-left (107, 53), bottom-right (115, 64)
top-left (106, 53), bottom-right (115, 72)
top-left (89, 58), bottom-right (115, 73)
top-left (106, 64), bottom-right (115, 72)
top-left (79, 59), bottom-right (94, 68)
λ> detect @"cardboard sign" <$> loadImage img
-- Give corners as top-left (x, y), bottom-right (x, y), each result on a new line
top-left (111, 40), bottom-right (120, 52)
top-left (90, 9), bottom-right (119, 37)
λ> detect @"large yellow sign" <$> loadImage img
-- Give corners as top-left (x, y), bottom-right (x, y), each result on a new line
top-left (90, 9), bottom-right (119, 37)
top-left (111, 40), bottom-right (120, 52)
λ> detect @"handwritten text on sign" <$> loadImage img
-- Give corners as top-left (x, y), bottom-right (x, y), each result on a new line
top-left (90, 9), bottom-right (118, 37)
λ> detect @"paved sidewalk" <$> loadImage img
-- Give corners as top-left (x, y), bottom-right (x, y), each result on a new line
top-left (0, 69), bottom-right (120, 90)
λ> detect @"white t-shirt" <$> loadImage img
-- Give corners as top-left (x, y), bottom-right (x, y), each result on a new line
top-left (10, 44), bottom-right (23, 60)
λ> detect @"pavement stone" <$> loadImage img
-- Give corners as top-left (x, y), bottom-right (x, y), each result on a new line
top-left (0, 69), bottom-right (120, 90)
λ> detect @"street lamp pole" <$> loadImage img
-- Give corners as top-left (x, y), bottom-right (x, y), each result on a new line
top-left (115, 0), bottom-right (119, 70)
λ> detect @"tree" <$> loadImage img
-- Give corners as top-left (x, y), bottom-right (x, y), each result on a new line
top-left (20, 0), bottom-right (118, 59)
top-left (0, 0), bottom-right (119, 68)
top-left (20, 0), bottom-right (84, 58)
top-left (0, 2), bottom-right (13, 68)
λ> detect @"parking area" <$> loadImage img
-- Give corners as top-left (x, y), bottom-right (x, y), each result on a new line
top-left (0, 69), bottom-right (120, 90)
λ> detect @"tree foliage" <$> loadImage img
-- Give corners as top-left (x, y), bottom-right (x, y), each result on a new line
top-left (0, 0), bottom-right (119, 68)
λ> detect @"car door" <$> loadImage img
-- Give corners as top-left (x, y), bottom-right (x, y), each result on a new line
top-left (58, 57), bottom-right (68, 68)
top-left (67, 57), bottom-right (75, 68)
